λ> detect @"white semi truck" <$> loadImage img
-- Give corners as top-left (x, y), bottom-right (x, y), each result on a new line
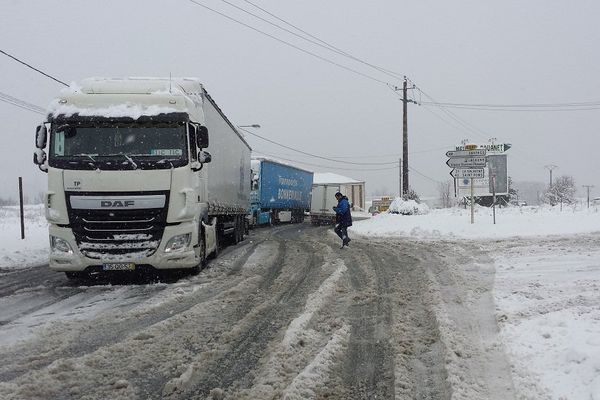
top-left (33, 77), bottom-right (251, 279)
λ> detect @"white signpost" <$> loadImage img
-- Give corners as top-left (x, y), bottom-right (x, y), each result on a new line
top-left (450, 168), bottom-right (485, 178)
top-left (445, 149), bottom-right (487, 158)
top-left (446, 157), bottom-right (487, 168)
top-left (446, 148), bottom-right (488, 224)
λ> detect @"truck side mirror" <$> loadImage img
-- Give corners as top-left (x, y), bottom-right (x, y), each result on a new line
top-left (33, 150), bottom-right (48, 172)
top-left (198, 150), bottom-right (211, 164)
top-left (35, 124), bottom-right (47, 149)
top-left (196, 126), bottom-right (209, 149)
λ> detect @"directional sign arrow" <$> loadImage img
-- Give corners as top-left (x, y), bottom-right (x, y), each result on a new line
top-left (446, 157), bottom-right (487, 168)
top-left (450, 168), bottom-right (485, 178)
top-left (446, 149), bottom-right (486, 157)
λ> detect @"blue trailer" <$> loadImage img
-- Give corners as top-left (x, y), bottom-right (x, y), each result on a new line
top-left (249, 158), bottom-right (313, 226)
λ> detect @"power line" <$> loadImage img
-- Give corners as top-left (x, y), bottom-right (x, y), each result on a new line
top-left (0, 91), bottom-right (46, 115)
top-left (187, 0), bottom-right (392, 86)
top-left (416, 86), bottom-right (549, 169)
top-left (422, 100), bottom-right (600, 108)
top-left (252, 150), bottom-right (399, 172)
top-left (0, 49), bottom-right (68, 87)
top-left (271, 145), bottom-right (453, 160)
top-left (253, 148), bottom-right (442, 184)
top-left (421, 102), bottom-right (600, 112)
top-left (239, 127), bottom-right (399, 165)
top-left (236, 0), bottom-right (406, 82)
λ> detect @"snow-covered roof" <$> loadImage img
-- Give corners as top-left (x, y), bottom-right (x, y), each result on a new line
top-left (47, 77), bottom-right (204, 120)
top-left (251, 156), bottom-right (314, 175)
top-left (313, 172), bottom-right (363, 185)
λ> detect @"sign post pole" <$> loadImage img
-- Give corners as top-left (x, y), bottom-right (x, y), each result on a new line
top-left (492, 174), bottom-right (496, 225)
top-left (470, 178), bottom-right (474, 224)
top-left (18, 177), bottom-right (25, 239)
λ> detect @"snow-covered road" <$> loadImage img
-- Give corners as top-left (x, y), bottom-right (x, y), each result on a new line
top-left (0, 222), bottom-right (519, 399)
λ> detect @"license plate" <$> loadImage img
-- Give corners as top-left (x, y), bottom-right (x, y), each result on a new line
top-left (102, 262), bottom-right (135, 271)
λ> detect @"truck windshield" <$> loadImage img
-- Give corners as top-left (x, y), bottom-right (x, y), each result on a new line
top-left (48, 123), bottom-right (188, 170)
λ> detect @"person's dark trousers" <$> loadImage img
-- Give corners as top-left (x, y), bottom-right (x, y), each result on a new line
top-left (334, 223), bottom-right (349, 241)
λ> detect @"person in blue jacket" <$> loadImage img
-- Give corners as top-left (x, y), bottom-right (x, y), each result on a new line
top-left (333, 192), bottom-right (353, 248)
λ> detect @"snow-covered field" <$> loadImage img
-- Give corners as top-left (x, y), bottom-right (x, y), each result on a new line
top-left (1, 204), bottom-right (599, 398)
top-left (0, 205), bottom-right (48, 271)
top-left (352, 203), bottom-right (600, 400)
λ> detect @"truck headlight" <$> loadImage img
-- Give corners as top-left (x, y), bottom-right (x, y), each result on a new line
top-left (164, 233), bottom-right (191, 253)
top-left (50, 236), bottom-right (73, 254)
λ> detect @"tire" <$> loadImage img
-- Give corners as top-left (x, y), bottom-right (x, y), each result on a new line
top-left (65, 271), bottom-right (87, 280)
top-left (232, 216), bottom-right (240, 245)
top-left (236, 216), bottom-right (243, 242)
top-left (212, 225), bottom-right (220, 259)
top-left (191, 227), bottom-right (207, 275)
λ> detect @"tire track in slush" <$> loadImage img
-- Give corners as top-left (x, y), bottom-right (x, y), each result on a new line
top-left (182, 240), bottom-right (324, 399)
top-left (334, 244), bottom-right (397, 399)
top-left (0, 239), bottom-right (261, 383)
top-left (376, 240), bottom-right (451, 400)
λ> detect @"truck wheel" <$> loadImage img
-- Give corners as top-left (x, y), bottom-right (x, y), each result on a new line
top-left (65, 271), bottom-right (87, 280)
top-left (191, 228), bottom-right (207, 275)
top-left (213, 228), bottom-right (220, 258)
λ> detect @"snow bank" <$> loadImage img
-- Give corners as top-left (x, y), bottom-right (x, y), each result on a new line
top-left (351, 204), bottom-right (600, 239)
top-left (0, 205), bottom-right (48, 270)
top-left (387, 198), bottom-right (429, 215)
top-left (492, 238), bottom-right (600, 400)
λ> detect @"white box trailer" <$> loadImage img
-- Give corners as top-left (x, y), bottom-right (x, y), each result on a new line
top-left (310, 184), bottom-right (341, 225)
top-left (33, 77), bottom-right (251, 278)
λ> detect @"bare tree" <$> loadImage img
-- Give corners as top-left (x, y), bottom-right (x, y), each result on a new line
top-left (437, 180), bottom-right (453, 208)
top-left (543, 175), bottom-right (576, 206)
top-left (402, 187), bottom-right (421, 202)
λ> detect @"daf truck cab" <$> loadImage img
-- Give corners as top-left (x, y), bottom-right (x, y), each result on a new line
top-left (34, 78), bottom-right (251, 279)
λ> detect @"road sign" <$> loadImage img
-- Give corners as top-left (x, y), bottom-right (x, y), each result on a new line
top-left (446, 157), bottom-right (487, 168)
top-left (450, 168), bottom-right (485, 178)
top-left (446, 149), bottom-right (486, 158)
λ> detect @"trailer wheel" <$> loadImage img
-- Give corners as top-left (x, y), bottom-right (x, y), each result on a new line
top-left (238, 216), bottom-right (245, 242)
top-left (232, 216), bottom-right (241, 245)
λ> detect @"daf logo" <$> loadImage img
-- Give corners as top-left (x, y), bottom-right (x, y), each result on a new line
top-left (101, 200), bottom-right (135, 208)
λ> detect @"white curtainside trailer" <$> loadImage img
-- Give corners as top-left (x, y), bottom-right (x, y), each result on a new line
top-left (33, 77), bottom-right (250, 279)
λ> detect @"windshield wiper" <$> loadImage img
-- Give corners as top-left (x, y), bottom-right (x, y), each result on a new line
top-left (157, 159), bottom-right (175, 168)
top-left (72, 154), bottom-right (97, 168)
top-left (97, 154), bottom-right (138, 169)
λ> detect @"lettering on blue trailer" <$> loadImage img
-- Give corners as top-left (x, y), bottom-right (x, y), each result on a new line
top-left (278, 189), bottom-right (303, 201)
top-left (278, 177), bottom-right (298, 187)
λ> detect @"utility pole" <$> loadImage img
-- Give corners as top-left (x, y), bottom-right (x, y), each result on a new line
top-left (398, 157), bottom-right (402, 198)
top-left (544, 165), bottom-right (558, 187)
top-left (402, 78), bottom-right (408, 197)
top-left (395, 77), bottom-right (417, 198)
top-left (582, 185), bottom-right (594, 208)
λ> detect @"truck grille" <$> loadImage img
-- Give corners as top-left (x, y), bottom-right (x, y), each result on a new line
top-left (66, 192), bottom-right (169, 260)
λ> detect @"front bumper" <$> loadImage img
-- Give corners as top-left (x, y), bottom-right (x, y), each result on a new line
top-left (48, 222), bottom-right (198, 272)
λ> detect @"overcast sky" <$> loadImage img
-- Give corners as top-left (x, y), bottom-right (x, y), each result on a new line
top-left (1, 0), bottom-right (599, 201)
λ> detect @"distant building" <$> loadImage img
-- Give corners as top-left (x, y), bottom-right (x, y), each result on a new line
top-left (313, 173), bottom-right (365, 211)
